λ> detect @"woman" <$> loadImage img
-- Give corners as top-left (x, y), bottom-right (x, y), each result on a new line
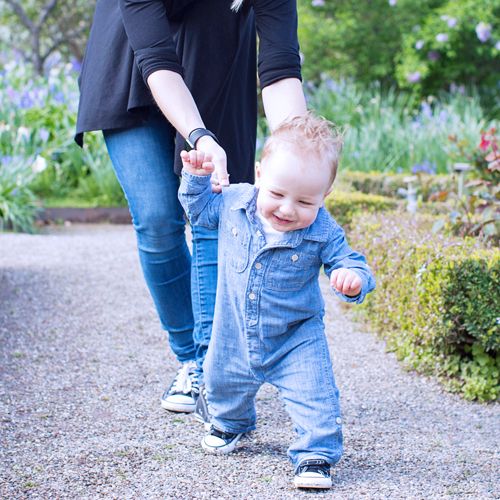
top-left (75, 0), bottom-right (307, 421)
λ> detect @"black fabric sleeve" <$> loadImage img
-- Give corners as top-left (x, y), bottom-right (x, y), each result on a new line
top-left (253, 0), bottom-right (302, 88)
top-left (119, 0), bottom-right (183, 84)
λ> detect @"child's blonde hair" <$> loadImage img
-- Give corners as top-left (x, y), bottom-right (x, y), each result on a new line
top-left (261, 112), bottom-right (343, 187)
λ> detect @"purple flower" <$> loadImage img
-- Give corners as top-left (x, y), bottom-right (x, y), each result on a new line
top-left (311, 0), bottom-right (325, 6)
top-left (427, 50), bottom-right (440, 61)
top-left (476, 22), bottom-right (491, 43)
top-left (436, 33), bottom-right (448, 43)
top-left (415, 40), bottom-right (424, 50)
top-left (407, 71), bottom-right (421, 84)
top-left (450, 82), bottom-right (466, 94)
top-left (53, 92), bottom-right (66, 104)
top-left (1, 156), bottom-right (13, 166)
top-left (496, 41), bottom-right (500, 50)
top-left (39, 128), bottom-right (50, 142)
top-left (70, 58), bottom-right (82, 73)
top-left (440, 15), bottom-right (457, 28)
top-left (324, 78), bottom-right (340, 93)
top-left (412, 160), bottom-right (436, 175)
top-left (388, 0), bottom-right (397, 6)
top-left (420, 101), bottom-right (432, 119)
top-left (20, 91), bottom-right (34, 109)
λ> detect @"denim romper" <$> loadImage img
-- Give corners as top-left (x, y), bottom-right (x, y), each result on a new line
top-left (179, 172), bottom-right (375, 466)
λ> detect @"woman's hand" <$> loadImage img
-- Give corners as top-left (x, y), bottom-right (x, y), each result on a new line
top-left (195, 135), bottom-right (229, 192)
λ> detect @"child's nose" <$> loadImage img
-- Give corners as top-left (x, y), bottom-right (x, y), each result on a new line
top-left (280, 202), bottom-right (295, 216)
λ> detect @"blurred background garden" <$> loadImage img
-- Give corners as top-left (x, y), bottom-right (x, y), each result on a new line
top-left (0, 0), bottom-right (498, 402)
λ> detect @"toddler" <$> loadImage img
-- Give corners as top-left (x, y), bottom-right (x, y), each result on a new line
top-left (178, 113), bottom-right (375, 489)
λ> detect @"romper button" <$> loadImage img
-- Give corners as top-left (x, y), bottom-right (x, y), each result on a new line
top-left (256, 230), bottom-right (262, 237)
top-left (248, 292), bottom-right (256, 300)
top-left (232, 227), bottom-right (238, 236)
top-left (255, 263), bottom-right (262, 270)
top-left (336, 417), bottom-right (342, 425)
top-left (291, 254), bottom-right (299, 262)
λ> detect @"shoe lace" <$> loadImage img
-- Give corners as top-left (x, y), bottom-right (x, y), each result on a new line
top-left (297, 459), bottom-right (329, 477)
top-left (169, 362), bottom-right (198, 395)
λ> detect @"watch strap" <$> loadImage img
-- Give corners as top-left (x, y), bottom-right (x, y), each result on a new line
top-left (186, 128), bottom-right (219, 150)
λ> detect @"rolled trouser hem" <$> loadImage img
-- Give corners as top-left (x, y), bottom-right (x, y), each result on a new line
top-left (211, 417), bottom-right (256, 435)
top-left (291, 452), bottom-right (342, 469)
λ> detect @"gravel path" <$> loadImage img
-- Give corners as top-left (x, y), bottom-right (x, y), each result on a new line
top-left (1, 224), bottom-right (498, 499)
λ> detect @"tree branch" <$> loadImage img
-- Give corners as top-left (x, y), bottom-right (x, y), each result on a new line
top-left (3, 0), bottom-right (35, 31)
top-left (38, 0), bottom-right (58, 28)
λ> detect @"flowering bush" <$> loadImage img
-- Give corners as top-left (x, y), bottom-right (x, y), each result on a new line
top-left (306, 79), bottom-right (498, 174)
top-left (0, 53), bottom-right (125, 231)
top-left (396, 0), bottom-right (500, 95)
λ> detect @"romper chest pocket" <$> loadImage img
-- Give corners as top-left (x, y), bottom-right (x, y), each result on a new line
top-left (265, 250), bottom-right (320, 291)
top-left (222, 224), bottom-right (250, 273)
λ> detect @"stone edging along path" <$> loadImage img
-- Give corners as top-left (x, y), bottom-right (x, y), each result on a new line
top-left (36, 207), bottom-right (131, 225)
top-left (0, 224), bottom-right (498, 499)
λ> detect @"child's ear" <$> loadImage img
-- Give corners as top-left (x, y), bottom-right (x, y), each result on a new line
top-left (255, 161), bottom-right (261, 187)
top-left (324, 186), bottom-right (333, 199)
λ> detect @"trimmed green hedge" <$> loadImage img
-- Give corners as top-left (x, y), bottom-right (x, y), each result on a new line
top-left (325, 191), bottom-right (398, 227)
top-left (338, 171), bottom-right (454, 202)
top-left (347, 211), bottom-right (499, 402)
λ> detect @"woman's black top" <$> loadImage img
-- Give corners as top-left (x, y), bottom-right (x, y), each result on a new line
top-left (75, 0), bottom-right (302, 183)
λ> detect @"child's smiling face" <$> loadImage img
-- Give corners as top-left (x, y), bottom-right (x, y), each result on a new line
top-left (256, 146), bottom-right (331, 232)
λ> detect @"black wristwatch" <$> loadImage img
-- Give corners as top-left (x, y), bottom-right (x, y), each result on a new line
top-left (185, 128), bottom-right (219, 150)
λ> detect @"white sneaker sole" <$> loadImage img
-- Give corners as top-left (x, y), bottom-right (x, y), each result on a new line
top-left (294, 476), bottom-right (332, 489)
top-left (161, 400), bottom-right (196, 413)
top-left (201, 433), bottom-right (243, 454)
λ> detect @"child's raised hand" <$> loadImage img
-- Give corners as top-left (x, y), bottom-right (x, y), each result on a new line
top-left (330, 268), bottom-right (362, 297)
top-left (180, 150), bottom-right (215, 176)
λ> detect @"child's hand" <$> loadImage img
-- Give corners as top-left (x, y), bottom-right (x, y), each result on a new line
top-left (180, 150), bottom-right (215, 176)
top-left (330, 268), bottom-right (362, 297)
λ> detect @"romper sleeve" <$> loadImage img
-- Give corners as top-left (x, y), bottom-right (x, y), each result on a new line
top-left (321, 220), bottom-right (376, 304)
top-left (178, 171), bottom-right (223, 230)
top-left (253, 0), bottom-right (302, 88)
top-left (119, 0), bottom-right (184, 83)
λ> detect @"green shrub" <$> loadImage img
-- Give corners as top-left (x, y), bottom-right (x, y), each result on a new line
top-left (325, 190), bottom-right (398, 227)
top-left (305, 80), bottom-right (497, 174)
top-left (338, 170), bottom-right (455, 201)
top-left (347, 211), bottom-right (500, 402)
top-left (396, 0), bottom-right (500, 97)
top-left (0, 158), bottom-right (39, 232)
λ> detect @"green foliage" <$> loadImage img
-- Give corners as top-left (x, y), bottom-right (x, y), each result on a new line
top-left (396, 0), bottom-right (500, 95)
top-left (347, 211), bottom-right (500, 401)
top-left (325, 190), bottom-right (398, 226)
top-left (297, 0), bottom-right (439, 85)
top-left (306, 80), bottom-right (497, 174)
top-left (0, 62), bottom-right (125, 232)
top-left (338, 170), bottom-right (454, 201)
top-left (0, 157), bottom-right (39, 232)
top-left (298, 0), bottom-right (499, 98)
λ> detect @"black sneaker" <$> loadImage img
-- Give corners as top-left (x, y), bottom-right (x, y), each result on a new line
top-left (294, 459), bottom-right (332, 489)
top-left (161, 361), bottom-right (199, 413)
top-left (193, 385), bottom-right (211, 429)
top-left (201, 426), bottom-right (243, 454)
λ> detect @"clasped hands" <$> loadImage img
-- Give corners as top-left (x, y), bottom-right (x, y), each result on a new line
top-left (181, 149), bottom-right (361, 297)
top-left (182, 137), bottom-right (227, 193)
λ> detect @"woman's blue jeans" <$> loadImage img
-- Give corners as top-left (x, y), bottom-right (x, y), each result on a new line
top-left (103, 113), bottom-right (217, 375)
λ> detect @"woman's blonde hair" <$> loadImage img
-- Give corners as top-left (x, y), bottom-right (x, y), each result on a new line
top-left (231, 0), bottom-right (244, 11)
top-left (261, 112), bottom-right (344, 186)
